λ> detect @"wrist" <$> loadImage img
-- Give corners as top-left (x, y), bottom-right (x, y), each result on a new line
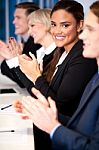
top-left (50, 123), bottom-right (61, 139)
top-left (47, 121), bottom-right (61, 134)
top-left (32, 74), bottom-right (41, 84)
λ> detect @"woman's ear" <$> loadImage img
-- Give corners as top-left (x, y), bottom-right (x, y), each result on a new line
top-left (77, 20), bottom-right (84, 33)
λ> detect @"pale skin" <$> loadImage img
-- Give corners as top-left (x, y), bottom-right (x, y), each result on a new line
top-left (19, 52), bottom-right (42, 83)
top-left (18, 15), bottom-right (54, 83)
top-left (0, 40), bottom-right (10, 60)
top-left (13, 8), bottom-right (29, 36)
top-left (13, 87), bottom-right (60, 134)
top-left (0, 38), bottom-right (22, 60)
top-left (79, 10), bottom-right (99, 66)
top-left (0, 8), bottom-right (29, 61)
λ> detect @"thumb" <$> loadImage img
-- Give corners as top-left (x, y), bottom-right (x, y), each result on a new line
top-left (29, 52), bottom-right (36, 61)
top-left (39, 61), bottom-right (43, 73)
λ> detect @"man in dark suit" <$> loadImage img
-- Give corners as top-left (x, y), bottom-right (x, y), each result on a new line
top-left (0, 2), bottom-right (41, 87)
top-left (15, 1), bottom-right (99, 150)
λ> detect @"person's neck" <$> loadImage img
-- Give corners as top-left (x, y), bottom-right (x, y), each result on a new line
top-left (64, 38), bottom-right (79, 53)
top-left (21, 34), bottom-right (29, 42)
top-left (40, 33), bottom-right (54, 49)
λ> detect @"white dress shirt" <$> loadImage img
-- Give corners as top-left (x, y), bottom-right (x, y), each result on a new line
top-left (6, 42), bottom-right (56, 69)
top-left (52, 51), bottom-right (68, 77)
top-left (36, 42), bottom-right (56, 64)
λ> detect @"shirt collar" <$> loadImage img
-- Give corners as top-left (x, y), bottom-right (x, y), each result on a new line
top-left (44, 42), bottom-right (56, 55)
top-left (56, 51), bottom-right (68, 68)
top-left (21, 35), bottom-right (29, 42)
top-left (36, 42), bottom-right (56, 64)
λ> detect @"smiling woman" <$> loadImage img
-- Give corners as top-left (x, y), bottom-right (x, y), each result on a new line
top-left (18, 1), bottom-right (99, 150)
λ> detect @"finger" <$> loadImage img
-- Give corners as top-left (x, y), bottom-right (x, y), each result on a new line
top-left (22, 107), bottom-right (34, 120)
top-left (19, 42), bottom-right (23, 52)
top-left (0, 40), bottom-right (6, 46)
top-left (21, 115), bottom-right (29, 120)
top-left (9, 37), bottom-right (15, 50)
top-left (39, 61), bottom-right (43, 73)
top-left (19, 54), bottom-right (31, 61)
top-left (13, 100), bottom-right (22, 108)
top-left (31, 88), bottom-right (49, 106)
top-left (48, 97), bottom-right (57, 113)
top-left (29, 52), bottom-right (36, 61)
top-left (18, 55), bottom-right (26, 65)
top-left (22, 97), bottom-right (43, 122)
top-left (12, 100), bottom-right (23, 113)
top-left (22, 98), bottom-right (35, 118)
top-left (22, 95), bottom-right (44, 113)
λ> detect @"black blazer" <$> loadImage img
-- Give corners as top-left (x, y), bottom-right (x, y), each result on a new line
top-left (52, 73), bottom-right (99, 150)
top-left (12, 48), bottom-right (57, 95)
top-left (33, 40), bottom-right (98, 150)
top-left (35, 40), bottom-right (97, 116)
top-left (1, 36), bottom-right (41, 87)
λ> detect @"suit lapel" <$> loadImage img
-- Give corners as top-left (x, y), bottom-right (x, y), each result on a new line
top-left (67, 73), bottom-right (99, 126)
top-left (51, 40), bottom-right (83, 86)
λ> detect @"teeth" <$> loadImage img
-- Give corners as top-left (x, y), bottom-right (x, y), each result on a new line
top-left (55, 36), bottom-right (65, 40)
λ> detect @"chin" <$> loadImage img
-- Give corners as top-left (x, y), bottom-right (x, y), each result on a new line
top-left (34, 40), bottom-right (38, 44)
top-left (83, 51), bottom-right (90, 58)
top-left (83, 51), bottom-right (95, 59)
top-left (55, 43), bottom-right (64, 48)
top-left (15, 31), bottom-right (21, 35)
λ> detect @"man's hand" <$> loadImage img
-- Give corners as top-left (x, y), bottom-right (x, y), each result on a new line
top-left (21, 88), bottom-right (60, 133)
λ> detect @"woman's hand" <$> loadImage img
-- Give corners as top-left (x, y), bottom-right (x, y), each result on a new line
top-left (13, 99), bottom-right (29, 119)
top-left (19, 52), bottom-right (42, 83)
top-left (0, 40), bottom-right (13, 60)
top-left (0, 38), bottom-right (23, 60)
top-left (8, 37), bottom-right (23, 56)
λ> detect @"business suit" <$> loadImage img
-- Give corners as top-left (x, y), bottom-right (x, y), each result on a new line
top-left (12, 47), bottom-right (57, 95)
top-left (1, 36), bottom-right (41, 87)
top-left (35, 40), bottom-right (97, 116)
top-left (52, 73), bottom-right (99, 150)
top-left (33, 40), bottom-right (97, 150)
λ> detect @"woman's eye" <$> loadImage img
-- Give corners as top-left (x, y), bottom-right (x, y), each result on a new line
top-left (63, 24), bottom-right (69, 28)
top-left (31, 24), bottom-right (34, 27)
top-left (51, 23), bottom-right (56, 27)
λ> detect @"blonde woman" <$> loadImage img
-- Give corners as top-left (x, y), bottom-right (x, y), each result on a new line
top-left (17, 8), bottom-right (56, 91)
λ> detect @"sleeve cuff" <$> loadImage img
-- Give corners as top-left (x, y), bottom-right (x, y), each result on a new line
top-left (50, 124), bottom-right (61, 139)
top-left (6, 56), bottom-right (19, 69)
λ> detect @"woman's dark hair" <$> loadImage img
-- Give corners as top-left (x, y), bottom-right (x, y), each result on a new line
top-left (90, 1), bottom-right (99, 22)
top-left (43, 47), bottom-right (64, 83)
top-left (44, 0), bottom-right (84, 83)
top-left (51, 0), bottom-right (84, 23)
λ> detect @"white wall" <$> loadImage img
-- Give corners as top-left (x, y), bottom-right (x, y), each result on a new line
top-left (76, 0), bottom-right (95, 14)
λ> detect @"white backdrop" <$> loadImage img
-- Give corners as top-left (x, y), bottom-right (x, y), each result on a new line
top-left (76, 0), bottom-right (96, 14)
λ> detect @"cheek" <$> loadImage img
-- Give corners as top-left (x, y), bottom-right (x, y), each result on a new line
top-left (30, 27), bottom-right (38, 35)
top-left (65, 28), bottom-right (77, 37)
top-left (83, 45), bottom-right (99, 58)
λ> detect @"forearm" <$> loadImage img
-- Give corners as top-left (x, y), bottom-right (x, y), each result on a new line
top-left (52, 125), bottom-right (97, 150)
top-left (35, 76), bottom-right (56, 99)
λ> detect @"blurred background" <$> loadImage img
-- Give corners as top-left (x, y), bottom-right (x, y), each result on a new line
top-left (0, 0), bottom-right (95, 42)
